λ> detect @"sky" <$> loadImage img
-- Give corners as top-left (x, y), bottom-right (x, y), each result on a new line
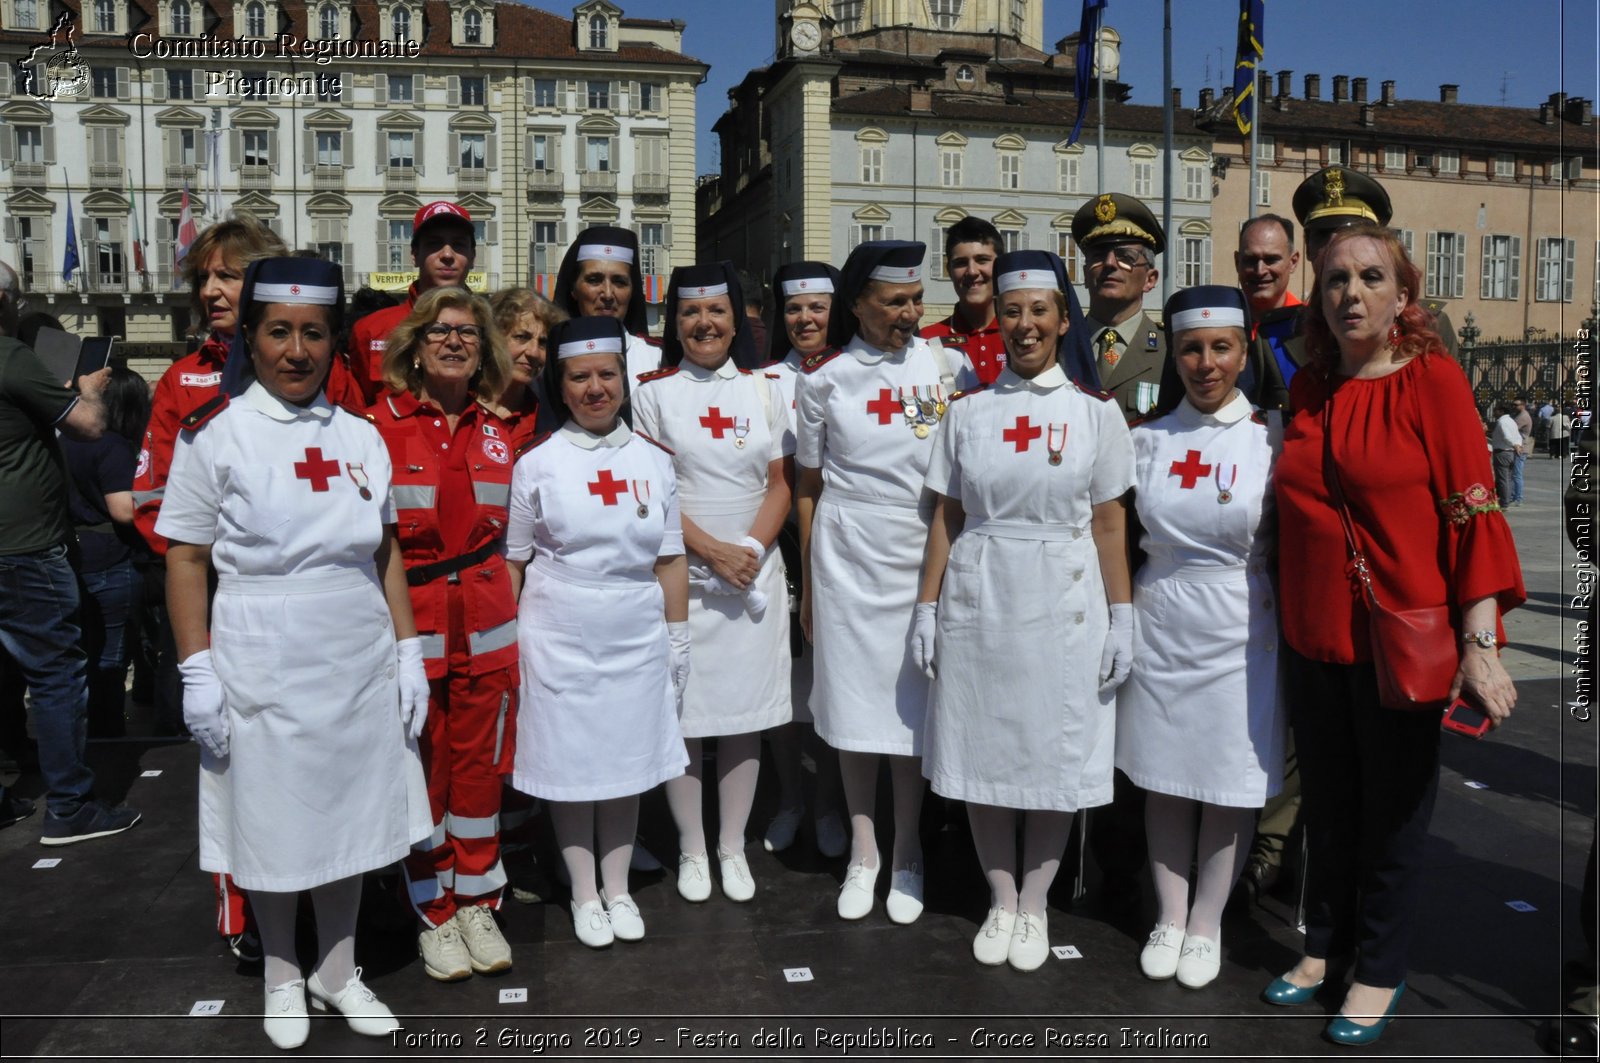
top-left (586, 0), bottom-right (1600, 175)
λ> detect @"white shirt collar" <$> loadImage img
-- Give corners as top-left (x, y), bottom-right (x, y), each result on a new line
top-left (679, 357), bottom-right (740, 381)
top-left (559, 419), bottom-right (633, 450)
top-left (241, 380), bottom-right (336, 423)
top-left (995, 362), bottom-right (1068, 393)
top-left (1177, 388), bottom-right (1251, 426)
top-left (845, 333), bottom-right (916, 365)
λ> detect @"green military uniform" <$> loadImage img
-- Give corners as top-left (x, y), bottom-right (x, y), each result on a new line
top-left (1073, 193), bottom-right (1168, 425)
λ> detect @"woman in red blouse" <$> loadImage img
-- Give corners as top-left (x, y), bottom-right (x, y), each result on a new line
top-left (1269, 225), bottom-right (1523, 1045)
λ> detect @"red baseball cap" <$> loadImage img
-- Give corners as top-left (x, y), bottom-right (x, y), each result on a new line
top-left (412, 200), bottom-right (472, 233)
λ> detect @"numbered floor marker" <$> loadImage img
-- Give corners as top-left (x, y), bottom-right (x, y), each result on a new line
top-left (783, 967), bottom-right (814, 982)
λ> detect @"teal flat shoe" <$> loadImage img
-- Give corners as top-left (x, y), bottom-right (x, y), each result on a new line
top-left (1324, 981), bottom-right (1406, 1046)
top-left (1261, 972), bottom-right (1324, 1006)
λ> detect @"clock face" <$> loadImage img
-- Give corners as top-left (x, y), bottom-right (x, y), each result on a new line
top-left (792, 21), bottom-right (821, 50)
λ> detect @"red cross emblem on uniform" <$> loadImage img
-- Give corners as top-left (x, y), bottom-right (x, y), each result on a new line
top-left (289, 284), bottom-right (302, 295)
top-left (866, 388), bottom-right (900, 425)
top-left (695, 287), bottom-right (708, 296)
top-left (1200, 309), bottom-right (1211, 319)
top-left (586, 341), bottom-right (596, 350)
top-left (1002, 415), bottom-right (1042, 453)
top-left (603, 246), bottom-right (613, 255)
top-left (798, 280), bottom-right (809, 289)
top-left (587, 469), bottom-right (629, 505)
top-left (293, 447), bottom-right (340, 492)
top-left (699, 407), bottom-right (736, 438)
top-left (1169, 449), bottom-right (1212, 489)
top-left (1018, 271), bottom-right (1029, 282)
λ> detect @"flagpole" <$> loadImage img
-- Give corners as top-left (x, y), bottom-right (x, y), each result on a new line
top-left (1095, 17), bottom-right (1105, 191)
top-left (1248, 96), bottom-right (1259, 223)
top-left (1161, 0), bottom-right (1173, 306)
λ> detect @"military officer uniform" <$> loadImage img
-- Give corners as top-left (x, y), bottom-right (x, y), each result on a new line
top-left (1073, 193), bottom-right (1168, 425)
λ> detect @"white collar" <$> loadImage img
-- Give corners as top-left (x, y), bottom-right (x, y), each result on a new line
top-left (845, 333), bottom-right (915, 365)
top-left (559, 419), bottom-right (633, 450)
top-left (241, 380), bottom-right (335, 423)
top-left (1177, 389), bottom-right (1251, 426)
top-left (995, 362), bottom-right (1068, 393)
top-left (679, 357), bottom-right (740, 381)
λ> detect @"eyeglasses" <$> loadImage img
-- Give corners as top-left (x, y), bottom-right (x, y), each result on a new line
top-left (423, 323), bottom-right (483, 343)
top-left (1092, 246), bottom-right (1150, 270)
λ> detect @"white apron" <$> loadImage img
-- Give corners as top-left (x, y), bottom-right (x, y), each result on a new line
top-left (633, 359), bottom-right (793, 738)
top-left (505, 423), bottom-right (688, 801)
top-left (794, 335), bottom-right (947, 756)
top-left (921, 365), bottom-right (1135, 811)
top-left (1116, 393), bottom-right (1285, 807)
top-left (156, 383), bottom-right (431, 891)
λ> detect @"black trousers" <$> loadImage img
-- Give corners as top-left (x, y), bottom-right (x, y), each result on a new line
top-left (1287, 647), bottom-right (1441, 989)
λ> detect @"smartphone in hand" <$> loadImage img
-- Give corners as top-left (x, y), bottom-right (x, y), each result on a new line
top-left (1441, 698), bottom-right (1492, 739)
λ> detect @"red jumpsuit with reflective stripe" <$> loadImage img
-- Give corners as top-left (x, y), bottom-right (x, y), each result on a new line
top-left (920, 312), bottom-right (1008, 385)
top-left (346, 287), bottom-right (419, 407)
top-left (369, 391), bottom-right (519, 926)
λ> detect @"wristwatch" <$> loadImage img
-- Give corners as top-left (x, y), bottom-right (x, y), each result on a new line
top-left (1462, 630), bottom-right (1498, 649)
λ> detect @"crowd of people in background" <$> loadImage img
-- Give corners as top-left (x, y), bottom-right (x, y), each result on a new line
top-left (4, 157), bottom-right (1577, 1054)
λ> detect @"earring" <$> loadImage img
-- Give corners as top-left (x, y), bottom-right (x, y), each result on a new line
top-left (1387, 322), bottom-right (1402, 347)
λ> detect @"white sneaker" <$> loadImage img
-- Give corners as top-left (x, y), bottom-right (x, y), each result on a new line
top-left (836, 850), bottom-right (879, 920)
top-left (1140, 922), bottom-right (1184, 980)
top-left (885, 862), bottom-right (924, 925)
top-left (417, 919), bottom-right (472, 982)
top-left (570, 899), bottom-right (614, 949)
top-left (307, 967), bottom-right (399, 1037)
top-left (263, 979), bottom-right (308, 1050)
top-left (718, 847), bottom-right (756, 903)
top-left (815, 812), bottom-right (848, 858)
top-left (677, 851), bottom-right (712, 903)
top-left (453, 905), bottom-right (512, 974)
top-left (602, 892), bottom-right (645, 942)
top-left (763, 806), bottom-right (804, 853)
top-left (1176, 933), bottom-right (1222, 988)
top-left (972, 908), bottom-right (1016, 966)
top-left (1008, 911), bottom-right (1049, 972)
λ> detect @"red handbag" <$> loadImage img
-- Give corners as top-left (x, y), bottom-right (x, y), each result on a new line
top-left (1323, 393), bottom-right (1458, 710)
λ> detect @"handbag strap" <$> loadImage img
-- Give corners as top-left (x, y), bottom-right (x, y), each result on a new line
top-left (1321, 384), bottom-right (1382, 609)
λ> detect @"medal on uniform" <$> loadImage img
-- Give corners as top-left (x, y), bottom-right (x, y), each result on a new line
top-left (1046, 424), bottom-right (1067, 466)
top-left (918, 393), bottom-right (937, 422)
top-left (345, 462), bottom-right (373, 500)
top-left (632, 479), bottom-right (651, 519)
top-left (934, 386), bottom-right (947, 419)
top-left (900, 387), bottom-right (919, 423)
top-left (733, 417), bottom-right (751, 449)
top-left (1214, 463), bottom-right (1238, 505)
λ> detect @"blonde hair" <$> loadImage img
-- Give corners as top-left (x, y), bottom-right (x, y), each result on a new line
top-left (381, 287), bottom-right (510, 399)
top-left (490, 287), bottom-right (567, 337)
top-left (182, 215), bottom-right (287, 324)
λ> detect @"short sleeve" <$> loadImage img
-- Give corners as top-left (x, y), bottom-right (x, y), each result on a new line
top-left (762, 375), bottom-right (794, 460)
top-left (794, 371), bottom-right (826, 470)
top-left (658, 455), bottom-right (684, 557)
top-left (1089, 401), bottom-right (1136, 506)
top-left (505, 453), bottom-right (538, 562)
top-left (365, 427), bottom-right (397, 524)
top-left (951, 355), bottom-right (980, 394)
top-left (922, 395), bottom-right (962, 499)
top-left (1, 342), bottom-right (78, 426)
top-left (153, 428), bottom-right (222, 546)
top-left (631, 383), bottom-right (662, 442)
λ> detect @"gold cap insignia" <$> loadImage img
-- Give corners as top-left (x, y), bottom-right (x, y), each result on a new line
top-left (1095, 194), bottom-right (1117, 224)
top-left (1324, 168), bottom-right (1346, 209)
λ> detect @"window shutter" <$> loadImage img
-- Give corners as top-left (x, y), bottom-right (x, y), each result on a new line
top-left (0, 126), bottom-right (13, 166)
top-left (376, 131), bottom-right (387, 173)
top-left (929, 226), bottom-right (943, 278)
top-left (549, 135), bottom-right (561, 172)
top-left (1020, 231), bottom-right (1030, 250)
top-left (848, 224), bottom-right (860, 250)
top-left (42, 127), bottom-right (55, 164)
top-left (342, 132), bottom-right (353, 169)
top-left (343, 242), bottom-right (355, 269)
top-left (885, 224), bottom-right (895, 241)
top-left (303, 128), bottom-right (314, 172)
top-left (375, 74), bottom-right (387, 105)
top-left (447, 76), bottom-right (460, 106)
top-left (269, 130), bottom-right (280, 174)
top-left (414, 131), bottom-right (425, 176)
top-left (1509, 236), bottom-right (1521, 300)
top-left (164, 131), bottom-right (178, 167)
top-left (486, 133), bottom-right (498, 169)
top-left (229, 128), bottom-right (241, 167)
top-left (525, 132), bottom-right (537, 166)
top-left (1452, 232), bottom-right (1465, 298)
top-left (3, 217), bottom-right (14, 241)
top-left (610, 80), bottom-right (619, 111)
top-left (447, 132), bottom-right (460, 173)
top-left (152, 69), bottom-right (166, 101)
top-left (485, 220), bottom-right (498, 244)
top-left (1480, 235), bottom-right (1493, 300)
top-left (1564, 238), bottom-right (1576, 301)
top-left (558, 221), bottom-right (568, 245)
top-left (116, 66), bottom-right (130, 100)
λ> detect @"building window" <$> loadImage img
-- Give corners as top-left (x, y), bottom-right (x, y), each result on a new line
top-left (1009, 0), bottom-right (1024, 36)
top-left (834, 0), bottom-right (862, 34)
top-left (1426, 231), bottom-right (1466, 299)
top-left (1326, 141), bottom-right (1345, 165)
top-left (639, 222), bottom-right (666, 275)
top-left (1494, 153), bottom-right (1515, 179)
top-left (15, 125), bottom-right (43, 162)
top-left (586, 80), bottom-right (610, 110)
top-left (534, 78), bottom-right (558, 108)
top-left (90, 66), bottom-right (117, 98)
top-left (1535, 237), bottom-right (1575, 302)
top-left (167, 69), bottom-right (194, 98)
top-left (855, 223), bottom-right (885, 246)
top-left (1180, 234), bottom-right (1212, 287)
top-left (242, 129), bottom-right (271, 168)
top-left (1479, 234), bottom-right (1521, 300)
top-left (93, 0), bottom-right (116, 31)
top-left (385, 220), bottom-right (411, 270)
top-left (1000, 229), bottom-right (1024, 252)
top-left (588, 14), bottom-right (607, 48)
top-left (532, 220), bottom-right (560, 273)
top-left (245, 0), bottom-right (266, 36)
top-left (315, 130), bottom-right (343, 167)
top-left (999, 152), bottom-right (1020, 190)
top-left (1055, 231), bottom-right (1080, 284)
top-left (1058, 153), bottom-right (1079, 193)
top-left (392, 6), bottom-right (412, 42)
top-left (585, 136), bottom-right (611, 172)
top-left (1414, 150), bottom-right (1434, 170)
top-left (464, 9), bottom-right (482, 43)
top-left (319, 3), bottom-right (337, 37)
top-left (14, 217), bottom-right (41, 288)
top-left (1437, 149), bottom-right (1460, 174)
top-left (387, 131), bottom-right (415, 168)
top-left (1131, 159), bottom-right (1153, 197)
top-left (1391, 227), bottom-right (1414, 260)
top-left (1384, 145), bottom-right (1406, 170)
top-left (639, 82), bottom-right (662, 112)
top-left (930, 0), bottom-right (963, 30)
top-left (317, 73), bottom-right (341, 100)
top-left (941, 149), bottom-right (962, 188)
top-left (531, 134), bottom-right (550, 171)
top-left (861, 145), bottom-right (883, 184)
top-left (388, 73), bottom-right (414, 102)
top-left (1255, 135), bottom-right (1274, 162)
top-left (1184, 162), bottom-right (1207, 201)
top-left (1254, 171), bottom-right (1271, 206)
top-left (89, 126), bottom-right (121, 168)
top-left (93, 218), bottom-right (123, 284)
top-left (459, 133), bottom-right (486, 170)
top-left (14, 0), bottom-right (37, 29)
top-left (461, 76), bottom-right (486, 105)
top-left (172, 0), bottom-right (192, 34)
top-left (175, 127), bottom-right (198, 167)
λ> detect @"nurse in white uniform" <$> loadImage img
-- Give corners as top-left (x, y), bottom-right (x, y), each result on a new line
top-left (1117, 285), bottom-right (1284, 990)
top-left (795, 240), bottom-right (946, 925)
top-left (551, 225), bottom-right (662, 383)
top-left (160, 258), bottom-right (432, 1051)
top-left (505, 316), bottom-right (690, 949)
top-left (914, 249), bottom-right (1135, 972)
top-left (633, 262), bottom-right (793, 903)
top-left (757, 261), bottom-right (848, 860)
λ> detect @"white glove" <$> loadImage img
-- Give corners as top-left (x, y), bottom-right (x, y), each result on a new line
top-left (396, 637), bottom-right (430, 740)
top-left (738, 535), bottom-right (766, 561)
top-left (668, 621), bottom-right (692, 699)
top-left (737, 536), bottom-right (769, 619)
top-left (1099, 603), bottom-right (1135, 694)
top-left (910, 602), bottom-right (939, 679)
top-left (179, 649), bottom-right (228, 758)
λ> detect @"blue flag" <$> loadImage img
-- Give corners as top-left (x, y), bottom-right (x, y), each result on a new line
top-left (1068, 0), bottom-right (1107, 147)
top-left (62, 192), bottom-right (81, 283)
top-left (1231, 0), bottom-right (1265, 135)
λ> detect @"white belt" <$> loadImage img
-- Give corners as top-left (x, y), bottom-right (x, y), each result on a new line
top-left (1140, 556), bottom-right (1266, 585)
top-left (532, 552), bottom-right (656, 589)
top-left (216, 566), bottom-right (376, 596)
top-left (965, 518), bottom-right (1088, 542)
top-left (822, 486), bottom-right (922, 514)
top-left (680, 488), bottom-right (766, 518)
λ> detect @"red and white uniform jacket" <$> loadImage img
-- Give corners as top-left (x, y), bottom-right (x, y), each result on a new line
top-left (920, 311), bottom-right (1006, 386)
top-left (347, 285), bottom-right (420, 407)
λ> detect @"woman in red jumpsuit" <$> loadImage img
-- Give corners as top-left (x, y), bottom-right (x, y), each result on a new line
top-left (367, 287), bottom-right (520, 981)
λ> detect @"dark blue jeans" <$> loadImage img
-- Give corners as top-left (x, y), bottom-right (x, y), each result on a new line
top-left (79, 561), bottom-right (141, 737)
top-left (0, 544), bottom-right (95, 815)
